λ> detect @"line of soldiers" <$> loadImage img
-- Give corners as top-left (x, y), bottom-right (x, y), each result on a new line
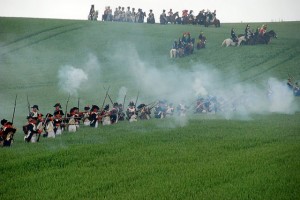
top-left (0, 94), bottom-right (241, 147)
top-left (3, 80), bottom-right (298, 147)
top-left (20, 97), bottom-right (197, 144)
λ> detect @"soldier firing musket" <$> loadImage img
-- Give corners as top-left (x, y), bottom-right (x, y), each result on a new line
top-left (0, 95), bottom-right (18, 146)
top-left (89, 105), bottom-right (101, 128)
top-left (53, 102), bottom-right (64, 135)
top-left (0, 118), bottom-right (17, 147)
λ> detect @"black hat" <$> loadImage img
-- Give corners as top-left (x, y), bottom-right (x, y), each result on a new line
top-left (31, 105), bottom-right (39, 110)
top-left (54, 103), bottom-right (62, 108)
top-left (128, 101), bottom-right (135, 106)
top-left (137, 104), bottom-right (146, 109)
top-left (104, 104), bottom-right (109, 111)
top-left (91, 105), bottom-right (99, 111)
top-left (1, 119), bottom-right (8, 125)
top-left (46, 113), bottom-right (53, 118)
top-left (84, 105), bottom-right (90, 110)
top-left (163, 9), bottom-right (166, 12)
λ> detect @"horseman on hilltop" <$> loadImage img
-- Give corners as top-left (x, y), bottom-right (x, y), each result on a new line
top-left (160, 9), bottom-right (168, 24)
top-left (168, 9), bottom-right (173, 17)
top-left (147, 9), bottom-right (155, 24)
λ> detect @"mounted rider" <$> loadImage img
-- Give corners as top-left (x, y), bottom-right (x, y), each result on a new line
top-left (245, 24), bottom-right (252, 40)
top-left (168, 9), bottom-right (173, 17)
top-left (197, 31), bottom-right (206, 49)
top-left (259, 24), bottom-right (267, 36)
top-left (182, 10), bottom-right (188, 18)
top-left (231, 28), bottom-right (238, 42)
top-left (189, 10), bottom-right (194, 21)
top-left (160, 9), bottom-right (167, 24)
top-left (147, 9), bottom-right (155, 24)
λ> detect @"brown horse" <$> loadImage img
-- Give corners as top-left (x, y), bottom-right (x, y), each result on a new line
top-left (205, 17), bottom-right (220, 27)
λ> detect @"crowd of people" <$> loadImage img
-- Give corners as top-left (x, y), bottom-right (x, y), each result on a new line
top-left (89, 5), bottom-right (218, 26)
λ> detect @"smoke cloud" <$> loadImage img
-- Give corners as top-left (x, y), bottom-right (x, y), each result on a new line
top-left (57, 44), bottom-right (298, 123)
top-left (57, 53), bottom-right (101, 96)
top-left (108, 43), bottom-right (298, 119)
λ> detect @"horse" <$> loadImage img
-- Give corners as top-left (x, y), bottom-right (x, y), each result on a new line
top-left (195, 11), bottom-right (206, 25)
top-left (221, 36), bottom-right (246, 47)
top-left (170, 49), bottom-right (177, 58)
top-left (147, 15), bottom-right (155, 24)
top-left (167, 12), bottom-right (179, 24)
top-left (196, 36), bottom-right (207, 49)
top-left (88, 10), bottom-right (98, 21)
top-left (160, 14), bottom-right (168, 24)
top-left (184, 38), bottom-right (195, 55)
top-left (256, 30), bottom-right (277, 44)
top-left (205, 16), bottom-right (220, 27)
top-left (181, 15), bottom-right (196, 25)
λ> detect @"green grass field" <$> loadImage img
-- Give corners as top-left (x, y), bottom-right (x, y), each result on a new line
top-left (0, 18), bottom-right (300, 199)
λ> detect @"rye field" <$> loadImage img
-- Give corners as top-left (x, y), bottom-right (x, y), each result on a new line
top-left (0, 17), bottom-right (300, 199)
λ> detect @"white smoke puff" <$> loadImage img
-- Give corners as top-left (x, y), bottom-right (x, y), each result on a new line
top-left (267, 77), bottom-right (296, 114)
top-left (85, 53), bottom-right (100, 71)
top-left (58, 65), bottom-right (88, 96)
top-left (193, 78), bottom-right (208, 97)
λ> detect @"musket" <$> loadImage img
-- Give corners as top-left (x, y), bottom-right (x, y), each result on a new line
top-left (137, 101), bottom-right (158, 112)
top-left (101, 86), bottom-right (110, 110)
top-left (26, 94), bottom-right (30, 116)
top-left (77, 97), bottom-right (80, 110)
top-left (103, 86), bottom-right (114, 105)
top-left (11, 94), bottom-right (17, 124)
top-left (134, 91), bottom-right (140, 108)
top-left (37, 112), bottom-right (50, 142)
top-left (64, 94), bottom-right (70, 119)
top-left (122, 92), bottom-right (127, 111)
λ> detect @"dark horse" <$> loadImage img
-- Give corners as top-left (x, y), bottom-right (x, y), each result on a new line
top-left (167, 12), bottom-right (180, 24)
top-left (239, 30), bottom-right (277, 45)
top-left (184, 38), bottom-right (195, 55)
top-left (256, 30), bottom-right (277, 44)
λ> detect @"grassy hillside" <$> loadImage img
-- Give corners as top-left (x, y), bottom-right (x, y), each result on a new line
top-left (0, 18), bottom-right (300, 199)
